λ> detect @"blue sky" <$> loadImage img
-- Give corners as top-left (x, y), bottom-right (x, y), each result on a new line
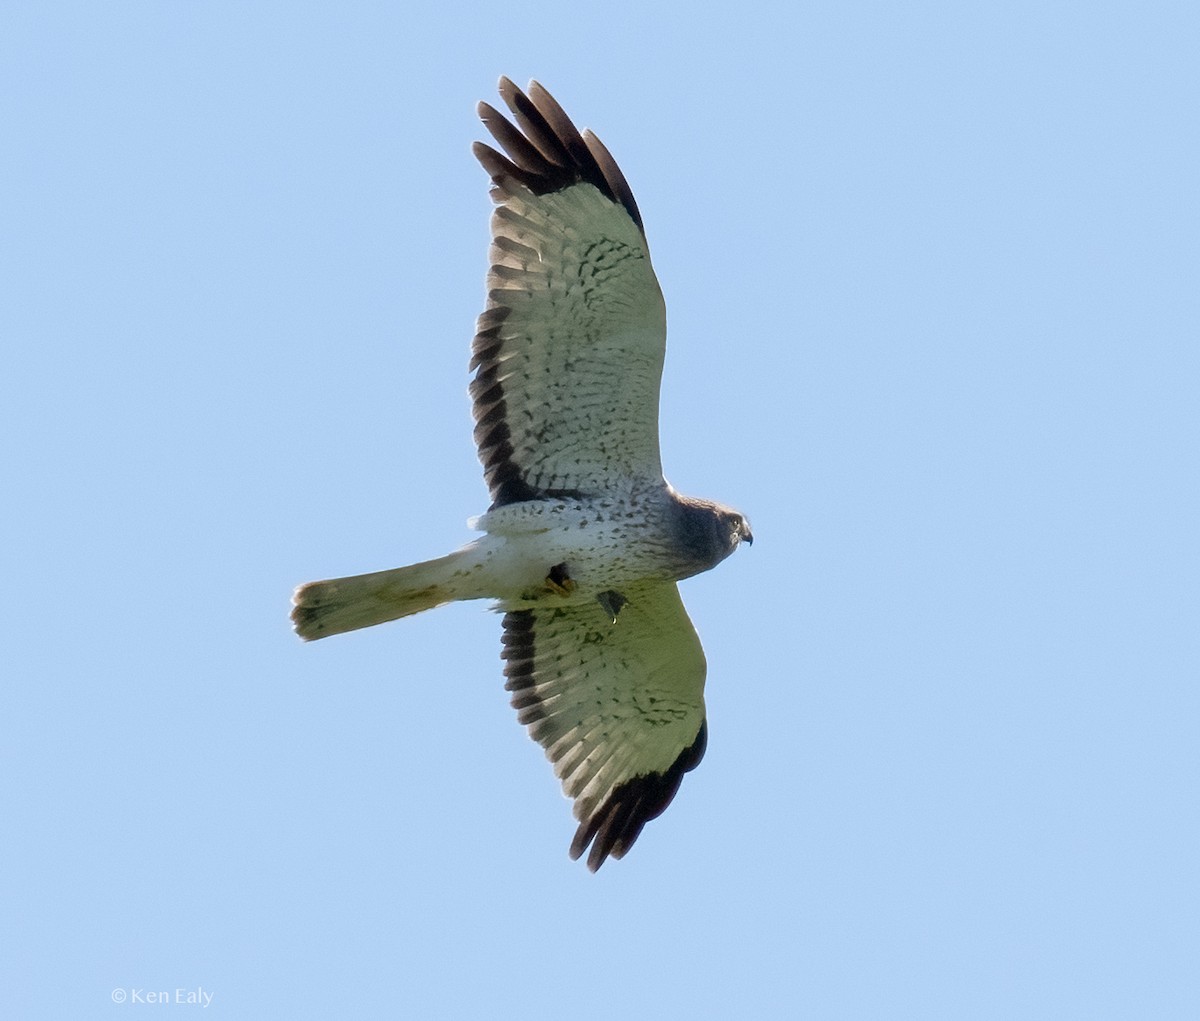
top-left (5, 2), bottom-right (1197, 1018)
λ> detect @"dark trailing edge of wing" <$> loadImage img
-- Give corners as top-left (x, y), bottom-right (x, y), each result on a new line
top-left (469, 306), bottom-right (537, 506)
top-left (473, 77), bottom-right (644, 232)
top-left (470, 78), bottom-right (644, 508)
top-left (500, 609), bottom-right (707, 872)
top-left (469, 305), bottom-right (586, 506)
top-left (500, 608), bottom-right (542, 717)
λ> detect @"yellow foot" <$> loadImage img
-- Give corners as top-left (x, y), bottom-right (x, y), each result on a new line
top-left (545, 562), bottom-right (576, 597)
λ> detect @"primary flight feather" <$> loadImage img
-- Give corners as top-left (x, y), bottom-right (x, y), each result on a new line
top-left (292, 78), bottom-right (752, 871)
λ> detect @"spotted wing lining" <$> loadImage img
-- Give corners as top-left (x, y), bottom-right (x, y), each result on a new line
top-left (500, 581), bottom-right (707, 871)
top-left (470, 78), bottom-right (667, 508)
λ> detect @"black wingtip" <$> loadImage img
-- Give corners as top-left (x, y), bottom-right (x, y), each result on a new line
top-left (475, 77), bottom-right (645, 233)
top-left (569, 721), bottom-right (709, 871)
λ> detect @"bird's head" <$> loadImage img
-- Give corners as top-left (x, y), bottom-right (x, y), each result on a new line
top-left (727, 510), bottom-right (753, 549)
top-left (670, 494), bottom-right (753, 573)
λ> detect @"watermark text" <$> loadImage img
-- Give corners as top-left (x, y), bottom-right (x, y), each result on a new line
top-left (111, 987), bottom-right (213, 1007)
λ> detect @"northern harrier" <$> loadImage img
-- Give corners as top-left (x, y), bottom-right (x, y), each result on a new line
top-left (292, 78), bottom-right (752, 870)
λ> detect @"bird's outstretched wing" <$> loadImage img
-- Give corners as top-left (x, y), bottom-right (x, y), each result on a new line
top-left (471, 78), bottom-right (667, 507)
top-left (501, 580), bottom-right (708, 871)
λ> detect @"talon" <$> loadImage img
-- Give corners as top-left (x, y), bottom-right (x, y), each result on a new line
top-left (596, 589), bottom-right (627, 622)
top-left (545, 562), bottom-right (576, 597)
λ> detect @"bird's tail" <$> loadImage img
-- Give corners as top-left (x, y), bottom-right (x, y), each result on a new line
top-left (291, 549), bottom-right (475, 641)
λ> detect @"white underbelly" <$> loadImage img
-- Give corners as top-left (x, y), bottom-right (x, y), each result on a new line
top-left (469, 502), bottom-right (673, 605)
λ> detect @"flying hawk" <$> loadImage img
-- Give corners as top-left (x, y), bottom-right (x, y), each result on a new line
top-left (292, 78), bottom-right (752, 871)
